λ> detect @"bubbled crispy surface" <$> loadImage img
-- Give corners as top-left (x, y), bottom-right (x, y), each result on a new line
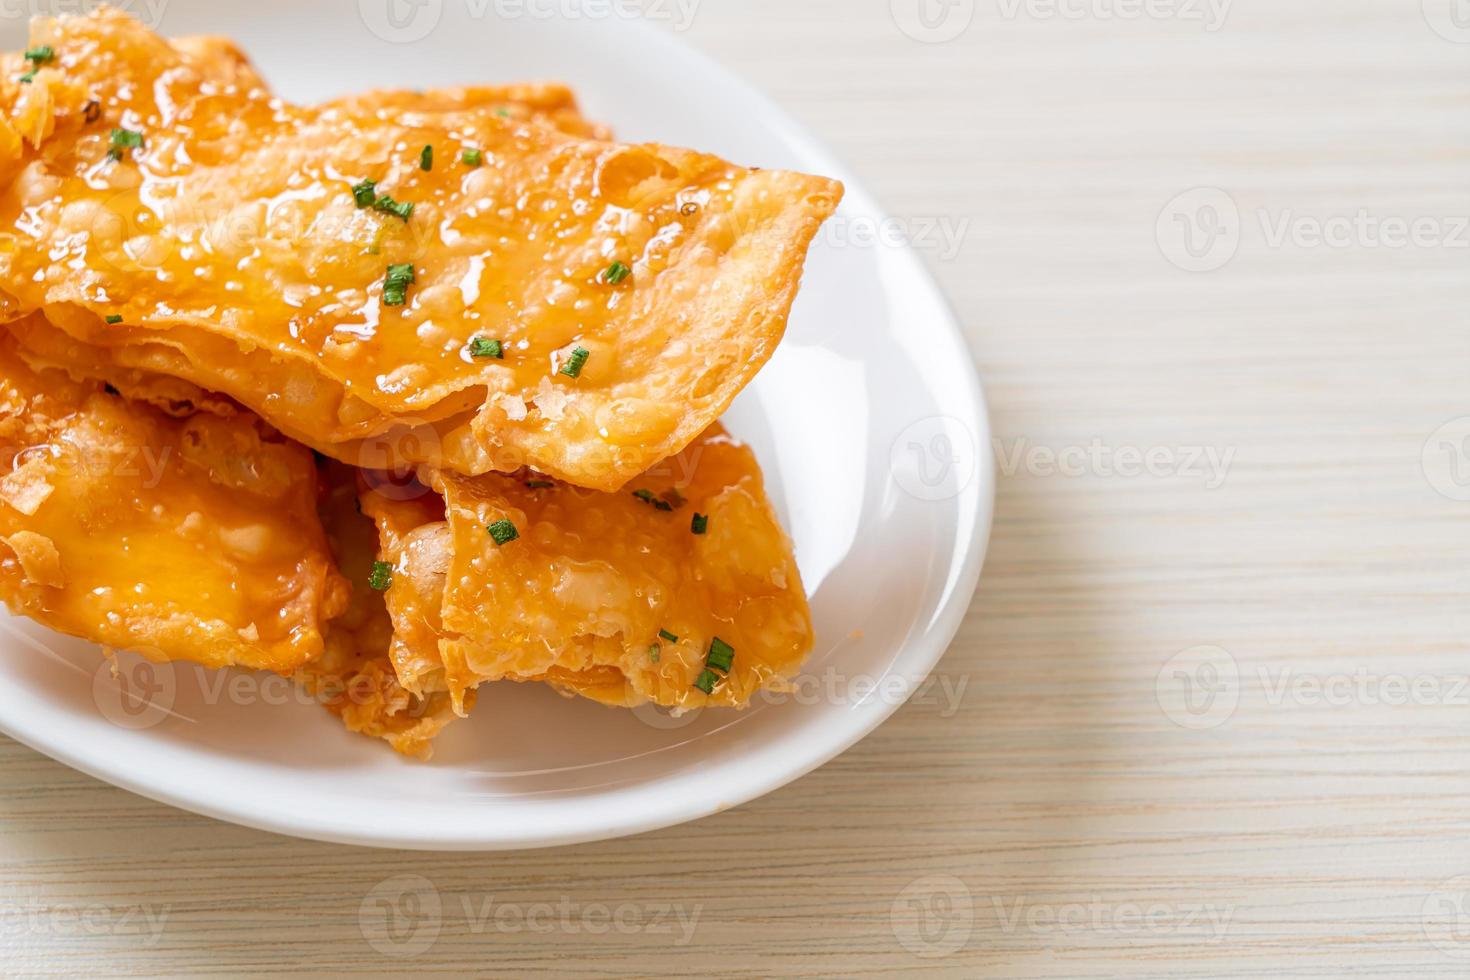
top-left (0, 334), bottom-right (347, 673)
top-left (297, 464), bottom-right (463, 760)
top-left (0, 9), bottom-right (842, 491)
top-left (363, 424), bottom-right (814, 711)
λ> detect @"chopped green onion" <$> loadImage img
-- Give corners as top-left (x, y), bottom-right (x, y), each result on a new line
top-left (486, 519), bottom-right (519, 546)
top-left (368, 560), bottom-right (393, 592)
top-left (525, 480), bottom-right (554, 490)
top-left (373, 194), bottom-right (414, 221)
top-left (351, 178), bottom-right (377, 208)
top-left (18, 71), bottom-right (35, 84)
top-left (419, 144), bottom-right (433, 171)
top-left (691, 513), bottom-right (709, 535)
top-left (632, 489), bottom-right (673, 512)
top-left (559, 346), bottom-right (589, 378)
top-left (461, 148), bottom-right (483, 167)
top-left (469, 337), bottom-right (503, 359)
top-left (693, 669), bottom-right (720, 695)
top-left (382, 262), bottom-right (415, 306)
top-left (104, 314), bottom-right (122, 324)
top-left (107, 127), bottom-right (142, 161)
top-left (659, 629), bottom-right (678, 643)
top-left (603, 261), bottom-right (631, 285)
top-left (496, 107), bottom-right (511, 117)
top-left (706, 637), bottom-right (734, 673)
top-left (648, 644), bottom-right (661, 663)
top-left (24, 46), bottom-right (54, 64)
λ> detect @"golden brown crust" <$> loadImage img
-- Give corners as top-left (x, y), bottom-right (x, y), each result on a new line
top-left (0, 10), bottom-right (842, 491)
top-left (0, 331), bottom-right (347, 673)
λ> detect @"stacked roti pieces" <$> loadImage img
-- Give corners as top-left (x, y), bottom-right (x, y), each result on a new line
top-left (0, 10), bottom-right (839, 758)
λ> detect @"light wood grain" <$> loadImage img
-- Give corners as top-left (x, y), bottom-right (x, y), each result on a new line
top-left (4, 0), bottom-right (1470, 975)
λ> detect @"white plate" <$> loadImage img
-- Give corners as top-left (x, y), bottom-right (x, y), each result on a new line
top-left (0, 0), bottom-right (992, 850)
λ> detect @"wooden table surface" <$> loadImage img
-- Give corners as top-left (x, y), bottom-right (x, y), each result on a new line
top-left (4, 0), bottom-right (1469, 975)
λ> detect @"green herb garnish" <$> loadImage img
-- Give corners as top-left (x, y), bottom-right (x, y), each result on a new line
top-left (24, 46), bottom-right (54, 64)
top-left (706, 637), bottom-right (734, 673)
top-left (373, 194), bottom-right (414, 221)
top-left (486, 519), bottom-right (519, 546)
top-left (419, 144), bottom-right (432, 171)
top-left (649, 644), bottom-right (661, 663)
top-left (659, 629), bottom-right (679, 643)
top-left (382, 262), bottom-right (415, 306)
top-left (469, 337), bottom-right (503, 359)
top-left (603, 261), bottom-right (631, 285)
top-left (461, 148), bottom-right (483, 167)
top-left (559, 346), bottom-right (589, 378)
top-left (525, 480), bottom-right (554, 490)
top-left (351, 178), bottom-right (377, 208)
top-left (368, 560), bottom-right (393, 592)
top-left (691, 513), bottom-right (708, 535)
top-left (104, 314), bottom-right (122, 324)
top-left (107, 127), bottom-right (142, 161)
top-left (18, 71), bottom-right (35, 84)
top-left (693, 669), bottom-right (720, 695)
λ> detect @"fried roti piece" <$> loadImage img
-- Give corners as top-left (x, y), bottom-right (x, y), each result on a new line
top-left (0, 10), bottom-right (842, 491)
top-left (295, 463), bottom-right (462, 759)
top-left (0, 332), bottom-right (347, 673)
top-left (324, 83), bottom-right (612, 140)
top-left (362, 424), bottom-right (813, 714)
